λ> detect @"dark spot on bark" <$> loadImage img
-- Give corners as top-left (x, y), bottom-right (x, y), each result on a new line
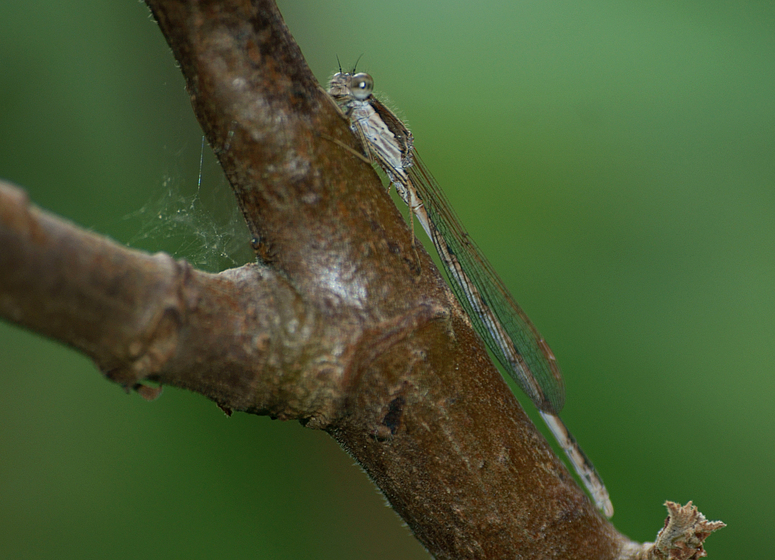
top-left (381, 396), bottom-right (406, 436)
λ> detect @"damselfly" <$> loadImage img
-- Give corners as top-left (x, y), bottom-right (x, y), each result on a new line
top-left (328, 70), bottom-right (614, 517)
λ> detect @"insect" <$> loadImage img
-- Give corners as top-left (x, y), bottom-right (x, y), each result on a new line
top-left (328, 69), bottom-right (613, 517)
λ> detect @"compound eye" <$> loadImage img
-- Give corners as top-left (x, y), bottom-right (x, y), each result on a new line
top-left (350, 72), bottom-right (374, 100)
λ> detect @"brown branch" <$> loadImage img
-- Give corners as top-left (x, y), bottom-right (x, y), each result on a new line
top-left (0, 0), bottom-right (725, 558)
top-left (0, 180), bottom-right (328, 418)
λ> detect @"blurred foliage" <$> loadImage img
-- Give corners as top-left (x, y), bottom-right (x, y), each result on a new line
top-left (1, 1), bottom-right (773, 558)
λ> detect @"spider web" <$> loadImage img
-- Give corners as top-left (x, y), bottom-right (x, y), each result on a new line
top-left (124, 138), bottom-right (254, 273)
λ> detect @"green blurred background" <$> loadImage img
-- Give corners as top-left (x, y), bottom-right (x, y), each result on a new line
top-left (1, 1), bottom-right (772, 558)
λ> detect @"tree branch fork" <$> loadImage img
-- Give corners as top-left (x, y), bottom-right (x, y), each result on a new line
top-left (0, 0), bottom-right (724, 558)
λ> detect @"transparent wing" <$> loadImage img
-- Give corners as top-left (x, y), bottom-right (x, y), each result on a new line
top-left (404, 153), bottom-right (614, 515)
top-left (406, 150), bottom-right (565, 414)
